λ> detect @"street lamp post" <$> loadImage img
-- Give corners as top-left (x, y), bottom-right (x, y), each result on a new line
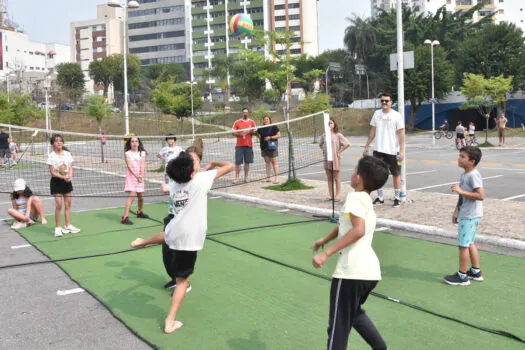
top-left (424, 39), bottom-right (440, 145)
top-left (186, 81), bottom-right (197, 140)
top-left (108, 0), bottom-right (140, 136)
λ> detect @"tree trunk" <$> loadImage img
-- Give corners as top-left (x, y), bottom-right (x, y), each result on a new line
top-left (98, 121), bottom-right (105, 163)
top-left (408, 99), bottom-right (418, 131)
top-left (180, 117), bottom-right (184, 136)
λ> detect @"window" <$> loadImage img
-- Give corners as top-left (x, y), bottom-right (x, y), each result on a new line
top-left (141, 56), bottom-right (186, 65)
top-left (129, 31), bottom-right (185, 42)
top-left (128, 18), bottom-right (184, 29)
top-left (128, 6), bottom-right (184, 17)
top-left (129, 43), bottom-right (185, 54)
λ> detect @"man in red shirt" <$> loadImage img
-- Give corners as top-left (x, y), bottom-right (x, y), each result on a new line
top-left (232, 108), bottom-right (256, 183)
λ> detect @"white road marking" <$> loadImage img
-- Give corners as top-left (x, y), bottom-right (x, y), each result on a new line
top-left (277, 208), bottom-right (290, 212)
top-left (375, 227), bottom-right (390, 231)
top-left (411, 175), bottom-right (503, 191)
top-left (298, 168), bottom-right (353, 176)
top-left (406, 170), bottom-right (436, 175)
top-left (482, 150), bottom-right (525, 158)
top-left (210, 196), bottom-right (222, 199)
top-left (502, 193), bottom-right (525, 201)
top-left (56, 288), bottom-right (85, 296)
top-left (11, 244), bottom-right (31, 249)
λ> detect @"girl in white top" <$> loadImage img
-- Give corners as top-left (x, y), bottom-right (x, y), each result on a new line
top-left (8, 178), bottom-right (47, 229)
top-left (47, 134), bottom-right (80, 237)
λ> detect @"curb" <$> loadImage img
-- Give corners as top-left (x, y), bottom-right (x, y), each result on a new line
top-left (211, 190), bottom-right (525, 251)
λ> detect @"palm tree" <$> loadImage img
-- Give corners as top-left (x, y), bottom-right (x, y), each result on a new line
top-left (343, 15), bottom-right (376, 66)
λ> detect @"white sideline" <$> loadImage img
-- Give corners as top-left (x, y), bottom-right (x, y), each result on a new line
top-left (209, 191), bottom-right (525, 251)
top-left (410, 175), bottom-right (503, 191)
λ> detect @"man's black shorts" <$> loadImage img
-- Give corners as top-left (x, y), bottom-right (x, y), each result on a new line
top-left (373, 151), bottom-right (400, 176)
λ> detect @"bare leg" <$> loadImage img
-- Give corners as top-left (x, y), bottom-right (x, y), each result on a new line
top-left (264, 157), bottom-right (271, 179)
top-left (131, 232), bottom-right (165, 248)
top-left (31, 197), bottom-right (47, 225)
top-left (468, 244), bottom-right (480, 268)
top-left (393, 174), bottom-right (401, 190)
top-left (325, 169), bottom-right (333, 199)
top-left (234, 165), bottom-right (241, 181)
top-left (123, 192), bottom-right (136, 217)
top-left (272, 157), bottom-right (279, 183)
top-left (165, 276), bottom-right (189, 334)
top-left (64, 194), bottom-right (72, 227)
top-left (137, 192), bottom-right (144, 212)
top-left (54, 195), bottom-right (63, 228)
top-left (334, 170), bottom-right (341, 200)
top-left (244, 163), bottom-right (249, 181)
top-left (8, 208), bottom-right (26, 222)
top-left (459, 246), bottom-right (470, 272)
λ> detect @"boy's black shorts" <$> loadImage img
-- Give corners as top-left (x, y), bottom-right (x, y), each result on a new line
top-left (373, 151), bottom-right (400, 176)
top-left (162, 214), bottom-right (197, 278)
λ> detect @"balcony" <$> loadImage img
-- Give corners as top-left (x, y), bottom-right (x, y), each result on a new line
top-left (93, 52), bottom-right (107, 60)
top-left (92, 30), bottom-right (106, 38)
top-left (93, 41), bottom-right (107, 48)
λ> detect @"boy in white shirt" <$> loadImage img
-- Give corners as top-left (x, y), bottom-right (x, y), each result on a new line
top-left (312, 156), bottom-right (390, 350)
top-left (130, 149), bottom-right (234, 334)
top-left (157, 135), bottom-right (184, 183)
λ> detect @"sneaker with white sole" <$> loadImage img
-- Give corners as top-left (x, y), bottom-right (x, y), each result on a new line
top-left (62, 224), bottom-right (81, 234)
top-left (54, 227), bottom-right (63, 237)
top-left (11, 221), bottom-right (27, 229)
top-left (444, 272), bottom-right (470, 286)
top-left (467, 268), bottom-right (484, 281)
top-left (373, 198), bottom-right (384, 205)
top-left (170, 283), bottom-right (192, 295)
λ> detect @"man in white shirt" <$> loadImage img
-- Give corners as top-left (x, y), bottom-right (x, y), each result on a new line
top-left (364, 92), bottom-right (405, 208)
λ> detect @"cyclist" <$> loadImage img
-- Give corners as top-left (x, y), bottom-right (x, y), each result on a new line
top-left (439, 120), bottom-right (449, 136)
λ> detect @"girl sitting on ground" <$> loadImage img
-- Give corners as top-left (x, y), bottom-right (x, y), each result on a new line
top-left (8, 178), bottom-right (47, 229)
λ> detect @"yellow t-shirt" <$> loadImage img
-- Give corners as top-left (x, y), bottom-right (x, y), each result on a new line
top-left (332, 191), bottom-right (381, 281)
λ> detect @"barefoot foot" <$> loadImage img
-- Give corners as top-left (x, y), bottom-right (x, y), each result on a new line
top-left (131, 238), bottom-right (146, 248)
top-left (41, 219), bottom-right (48, 225)
top-left (164, 320), bottom-right (183, 334)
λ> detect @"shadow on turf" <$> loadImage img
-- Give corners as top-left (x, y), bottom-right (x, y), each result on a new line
top-left (381, 264), bottom-right (443, 282)
top-left (228, 330), bottom-right (267, 350)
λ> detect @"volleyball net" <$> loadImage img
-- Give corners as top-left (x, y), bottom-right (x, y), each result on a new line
top-left (0, 111), bottom-right (330, 197)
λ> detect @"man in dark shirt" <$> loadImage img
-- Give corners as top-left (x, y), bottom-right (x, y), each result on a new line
top-left (0, 128), bottom-right (12, 168)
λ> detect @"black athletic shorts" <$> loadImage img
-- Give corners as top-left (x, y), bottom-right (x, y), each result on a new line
top-left (50, 177), bottom-right (73, 195)
top-left (373, 151), bottom-right (400, 176)
top-left (456, 133), bottom-right (465, 139)
top-left (164, 249), bottom-right (197, 278)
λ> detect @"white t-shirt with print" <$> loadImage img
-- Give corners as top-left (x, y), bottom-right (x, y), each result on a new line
top-left (46, 151), bottom-right (74, 176)
top-left (332, 191), bottom-right (381, 281)
top-left (165, 170), bottom-right (217, 251)
top-left (159, 145), bottom-right (184, 170)
top-left (370, 109), bottom-right (404, 155)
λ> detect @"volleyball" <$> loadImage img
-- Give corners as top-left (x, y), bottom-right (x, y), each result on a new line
top-left (229, 14), bottom-right (254, 38)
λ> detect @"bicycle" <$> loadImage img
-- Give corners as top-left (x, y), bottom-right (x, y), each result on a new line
top-left (456, 135), bottom-right (479, 149)
top-left (434, 129), bottom-right (454, 139)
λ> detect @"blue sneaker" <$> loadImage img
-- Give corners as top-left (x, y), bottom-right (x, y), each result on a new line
top-left (444, 272), bottom-right (470, 286)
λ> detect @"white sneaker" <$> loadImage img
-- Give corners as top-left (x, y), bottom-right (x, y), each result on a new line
top-left (62, 224), bottom-right (80, 234)
top-left (11, 221), bottom-right (27, 229)
top-left (54, 227), bottom-right (63, 237)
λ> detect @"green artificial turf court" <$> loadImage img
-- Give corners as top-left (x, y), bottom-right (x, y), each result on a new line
top-left (16, 199), bottom-right (525, 349)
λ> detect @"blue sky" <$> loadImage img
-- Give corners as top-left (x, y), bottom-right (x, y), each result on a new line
top-left (9, 1), bottom-right (370, 52)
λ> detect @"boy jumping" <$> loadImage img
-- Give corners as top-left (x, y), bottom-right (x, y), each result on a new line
top-left (311, 156), bottom-right (390, 350)
top-left (131, 150), bottom-right (234, 333)
top-left (444, 146), bottom-right (484, 286)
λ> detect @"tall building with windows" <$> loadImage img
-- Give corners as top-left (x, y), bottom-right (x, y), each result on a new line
top-left (127, 0), bottom-right (188, 67)
top-left (70, 4), bottom-right (122, 95)
top-left (190, 0), bottom-right (319, 82)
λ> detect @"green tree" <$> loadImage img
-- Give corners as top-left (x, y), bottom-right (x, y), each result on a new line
top-left (388, 45), bottom-right (455, 130)
top-left (88, 54), bottom-right (141, 99)
top-left (211, 54), bottom-right (237, 104)
top-left (55, 63), bottom-right (85, 104)
top-left (460, 73), bottom-right (513, 142)
top-left (456, 23), bottom-right (525, 90)
top-left (294, 94), bottom-right (331, 143)
top-left (143, 63), bottom-right (187, 86)
top-left (150, 81), bottom-right (203, 133)
top-left (0, 93), bottom-right (43, 125)
top-left (85, 94), bottom-right (110, 162)
top-left (344, 15), bottom-right (376, 66)
top-left (229, 50), bottom-right (268, 101)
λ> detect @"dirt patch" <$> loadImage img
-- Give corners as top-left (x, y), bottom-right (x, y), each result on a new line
top-left (217, 178), bottom-right (525, 242)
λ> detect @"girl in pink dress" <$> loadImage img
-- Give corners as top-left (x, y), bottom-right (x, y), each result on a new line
top-left (122, 137), bottom-right (149, 225)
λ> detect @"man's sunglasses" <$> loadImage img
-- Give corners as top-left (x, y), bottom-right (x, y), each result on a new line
top-left (380, 100), bottom-right (391, 103)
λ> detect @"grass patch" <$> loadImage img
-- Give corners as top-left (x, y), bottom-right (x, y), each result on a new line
top-left (479, 141), bottom-right (495, 147)
top-left (265, 178), bottom-right (314, 191)
top-left (150, 165), bottom-right (165, 173)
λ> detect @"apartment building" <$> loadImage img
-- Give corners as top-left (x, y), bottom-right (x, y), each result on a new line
top-left (70, 4), bottom-right (123, 95)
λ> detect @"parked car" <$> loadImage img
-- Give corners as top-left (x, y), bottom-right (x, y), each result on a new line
top-left (60, 103), bottom-right (74, 111)
top-left (331, 101), bottom-right (348, 108)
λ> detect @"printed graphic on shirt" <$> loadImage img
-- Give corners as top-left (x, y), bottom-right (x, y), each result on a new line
top-left (58, 163), bottom-right (68, 176)
top-left (172, 190), bottom-right (189, 214)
